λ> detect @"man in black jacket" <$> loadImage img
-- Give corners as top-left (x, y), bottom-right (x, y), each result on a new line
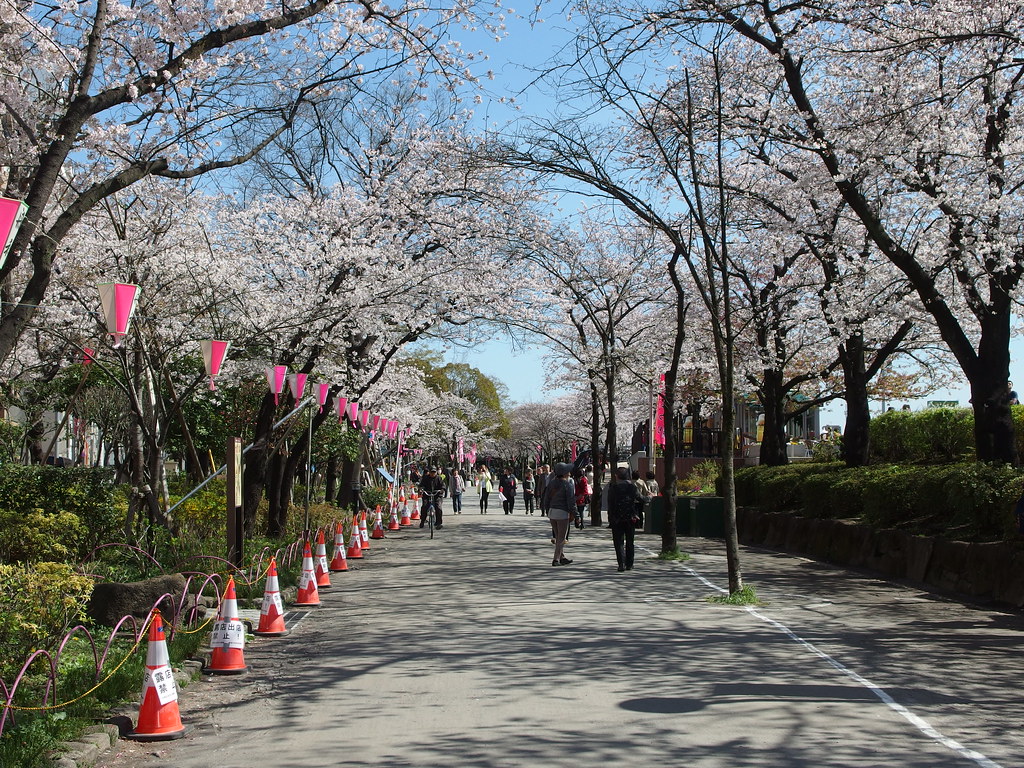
top-left (419, 467), bottom-right (447, 529)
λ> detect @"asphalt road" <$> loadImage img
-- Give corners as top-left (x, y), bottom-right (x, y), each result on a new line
top-left (96, 509), bottom-right (1024, 768)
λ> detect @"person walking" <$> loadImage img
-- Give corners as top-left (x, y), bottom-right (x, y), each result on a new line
top-left (646, 471), bottom-right (659, 498)
top-left (573, 468), bottom-right (591, 529)
top-left (522, 470), bottom-right (536, 514)
top-left (542, 463), bottom-right (575, 566)
top-left (477, 465), bottom-right (493, 513)
top-left (608, 467), bottom-right (642, 571)
top-left (449, 467), bottom-right (464, 514)
top-left (499, 468), bottom-right (518, 514)
top-left (536, 464), bottom-right (550, 516)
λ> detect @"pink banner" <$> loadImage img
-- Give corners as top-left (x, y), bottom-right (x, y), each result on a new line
top-left (347, 401), bottom-right (359, 423)
top-left (201, 340), bottom-right (230, 390)
top-left (288, 373), bottom-right (307, 402)
top-left (571, 441), bottom-right (578, 462)
top-left (359, 409), bottom-right (370, 429)
top-left (264, 365), bottom-right (287, 405)
top-left (335, 396), bottom-right (348, 422)
top-left (655, 373), bottom-right (666, 447)
top-left (317, 382), bottom-right (330, 412)
top-left (97, 282), bottom-right (139, 347)
top-left (0, 196), bottom-right (28, 267)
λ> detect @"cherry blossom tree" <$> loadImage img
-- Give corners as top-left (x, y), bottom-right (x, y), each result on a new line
top-left (618, 0), bottom-right (1024, 464)
top-left (505, 210), bottom-right (671, 523)
top-left (0, 0), bottom-right (506, 369)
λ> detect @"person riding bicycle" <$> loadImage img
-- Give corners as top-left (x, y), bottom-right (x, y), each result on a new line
top-left (419, 466), bottom-right (446, 529)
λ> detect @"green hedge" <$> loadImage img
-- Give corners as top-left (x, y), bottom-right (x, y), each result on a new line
top-left (735, 462), bottom-right (1024, 541)
top-left (869, 405), bottom-right (1024, 463)
top-left (0, 466), bottom-right (120, 564)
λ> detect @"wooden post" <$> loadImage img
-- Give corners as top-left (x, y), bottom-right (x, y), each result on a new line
top-left (226, 437), bottom-right (243, 568)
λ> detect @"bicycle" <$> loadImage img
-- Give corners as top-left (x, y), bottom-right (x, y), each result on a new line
top-left (422, 490), bottom-right (443, 538)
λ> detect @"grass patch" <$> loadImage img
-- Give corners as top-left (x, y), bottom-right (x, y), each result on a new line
top-left (656, 549), bottom-right (692, 561)
top-left (707, 585), bottom-right (761, 606)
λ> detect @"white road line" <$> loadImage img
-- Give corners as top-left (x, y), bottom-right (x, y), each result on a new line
top-left (640, 546), bottom-right (1005, 768)
top-left (746, 606), bottom-right (1003, 768)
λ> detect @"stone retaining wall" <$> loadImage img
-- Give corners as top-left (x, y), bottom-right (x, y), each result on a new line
top-left (736, 507), bottom-right (1024, 608)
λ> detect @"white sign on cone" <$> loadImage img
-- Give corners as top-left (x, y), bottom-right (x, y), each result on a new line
top-left (211, 619), bottom-right (245, 650)
top-left (145, 665), bottom-right (178, 706)
top-left (261, 591), bottom-right (284, 616)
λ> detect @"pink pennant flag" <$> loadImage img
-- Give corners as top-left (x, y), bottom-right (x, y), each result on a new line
top-left (316, 382), bottom-right (330, 413)
top-left (201, 340), bottom-right (230, 390)
top-left (347, 401), bottom-right (359, 423)
top-left (335, 396), bottom-right (348, 422)
top-left (655, 373), bottom-right (666, 447)
top-left (264, 365), bottom-right (287, 405)
top-left (97, 282), bottom-right (139, 348)
top-left (359, 409), bottom-right (370, 429)
top-left (371, 413), bottom-right (381, 431)
top-left (288, 373), bottom-right (308, 402)
top-left (0, 197), bottom-right (28, 268)
top-left (571, 441), bottom-right (578, 462)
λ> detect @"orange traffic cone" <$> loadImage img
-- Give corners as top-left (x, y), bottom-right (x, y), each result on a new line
top-left (359, 510), bottom-right (370, 550)
top-left (346, 515), bottom-right (364, 559)
top-left (203, 576), bottom-right (249, 675)
top-left (294, 541), bottom-right (321, 606)
top-left (410, 492), bottom-right (421, 521)
top-left (329, 521), bottom-right (349, 572)
top-left (128, 611), bottom-right (187, 741)
top-left (371, 506), bottom-right (386, 539)
top-left (314, 529), bottom-right (332, 588)
top-left (254, 557), bottom-right (289, 636)
top-left (387, 501), bottom-right (401, 531)
top-left (399, 491), bottom-right (412, 526)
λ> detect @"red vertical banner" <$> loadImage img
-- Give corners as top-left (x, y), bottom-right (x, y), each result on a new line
top-left (654, 373), bottom-right (666, 447)
top-left (571, 441), bottom-right (578, 462)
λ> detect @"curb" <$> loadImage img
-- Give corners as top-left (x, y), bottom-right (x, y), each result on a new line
top-left (46, 660), bottom-right (203, 768)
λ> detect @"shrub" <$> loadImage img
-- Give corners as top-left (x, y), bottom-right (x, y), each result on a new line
top-left (869, 407), bottom-right (980, 463)
top-left (0, 466), bottom-right (119, 563)
top-left (680, 460), bottom-right (720, 495)
top-left (170, 477), bottom-right (228, 544)
top-left (0, 562), bottom-right (94, 673)
top-left (736, 461), bottom-right (1022, 541)
top-left (361, 485), bottom-right (388, 511)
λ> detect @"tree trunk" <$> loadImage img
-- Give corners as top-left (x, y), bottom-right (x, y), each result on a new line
top-left (266, 448), bottom-right (287, 537)
top-left (660, 265), bottom-right (688, 554)
top-left (335, 454), bottom-right (359, 509)
top-left (324, 453), bottom-right (338, 504)
top-left (590, 376), bottom-right (603, 527)
top-left (839, 334), bottom-right (871, 467)
top-left (757, 369), bottom-right (789, 466)
top-left (971, 314), bottom-right (1017, 465)
top-left (242, 394), bottom-right (279, 534)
